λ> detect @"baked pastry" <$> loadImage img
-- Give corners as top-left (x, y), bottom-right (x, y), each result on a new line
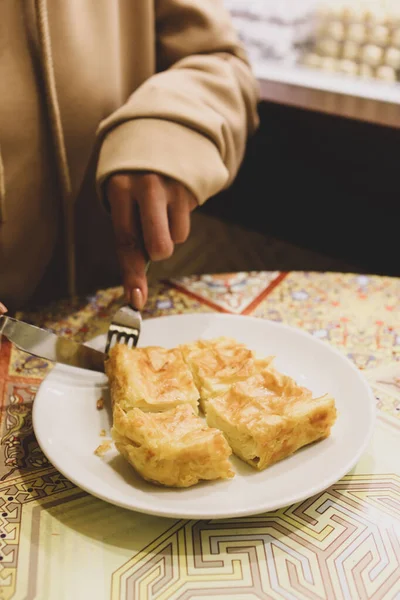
top-left (206, 368), bottom-right (337, 471)
top-left (320, 57), bottom-right (339, 72)
top-left (255, 364), bottom-right (313, 399)
top-left (338, 59), bottom-right (359, 76)
top-left (347, 23), bottom-right (366, 45)
top-left (376, 65), bottom-right (397, 81)
top-left (362, 44), bottom-right (384, 67)
top-left (369, 25), bottom-right (390, 46)
top-left (359, 64), bottom-right (374, 79)
top-left (392, 28), bottom-right (400, 49)
top-left (302, 53), bottom-right (322, 69)
top-left (317, 38), bottom-right (341, 58)
top-left (342, 41), bottom-right (360, 62)
top-left (326, 21), bottom-right (345, 42)
top-left (180, 337), bottom-right (273, 411)
top-left (106, 338), bottom-right (337, 487)
top-left (106, 344), bottom-right (199, 413)
top-left (385, 47), bottom-right (400, 69)
top-left (112, 404), bottom-right (234, 487)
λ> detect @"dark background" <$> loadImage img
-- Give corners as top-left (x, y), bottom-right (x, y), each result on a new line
top-left (203, 100), bottom-right (399, 277)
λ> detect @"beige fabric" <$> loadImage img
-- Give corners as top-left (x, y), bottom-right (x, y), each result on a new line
top-left (0, 0), bottom-right (259, 309)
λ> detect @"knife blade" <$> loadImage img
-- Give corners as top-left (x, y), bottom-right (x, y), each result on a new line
top-left (0, 316), bottom-right (106, 373)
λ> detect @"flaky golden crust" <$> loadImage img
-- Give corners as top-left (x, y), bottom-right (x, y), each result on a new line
top-left (206, 377), bottom-right (337, 471)
top-left (105, 344), bottom-right (199, 413)
top-left (255, 365), bottom-right (313, 399)
top-left (112, 404), bottom-right (234, 487)
top-left (180, 337), bottom-right (273, 411)
top-left (107, 337), bottom-right (337, 486)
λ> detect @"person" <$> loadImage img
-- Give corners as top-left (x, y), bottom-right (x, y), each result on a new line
top-left (0, 1), bottom-right (259, 312)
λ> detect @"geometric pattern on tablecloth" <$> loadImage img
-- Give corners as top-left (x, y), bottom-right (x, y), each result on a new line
top-left (112, 475), bottom-right (400, 600)
top-left (169, 272), bottom-right (284, 314)
top-left (0, 380), bottom-right (47, 482)
top-left (143, 281), bottom-right (216, 319)
top-left (251, 272), bottom-right (400, 424)
top-left (0, 468), bottom-right (78, 600)
top-left (7, 348), bottom-right (52, 383)
top-left (367, 364), bottom-right (400, 429)
top-left (15, 286), bottom-right (125, 340)
top-left (251, 272), bottom-right (400, 371)
top-left (374, 390), bottom-right (400, 431)
top-left (366, 364), bottom-right (400, 402)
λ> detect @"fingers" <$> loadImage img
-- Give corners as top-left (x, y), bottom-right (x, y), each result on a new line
top-left (0, 302), bottom-right (7, 314)
top-left (107, 173), bottom-right (197, 311)
top-left (168, 195), bottom-right (191, 244)
top-left (168, 182), bottom-right (198, 244)
top-left (137, 175), bottom-right (174, 261)
top-left (107, 175), bottom-right (148, 309)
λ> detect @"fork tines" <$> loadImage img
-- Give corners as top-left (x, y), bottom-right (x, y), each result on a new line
top-left (105, 326), bottom-right (140, 353)
top-left (105, 305), bottom-right (142, 355)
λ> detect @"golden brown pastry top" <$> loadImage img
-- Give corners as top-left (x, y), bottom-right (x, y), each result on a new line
top-left (208, 377), bottom-right (336, 433)
top-left (180, 337), bottom-right (273, 402)
top-left (113, 403), bottom-right (232, 456)
top-left (112, 404), bottom-right (235, 487)
top-left (107, 337), bottom-right (337, 482)
top-left (256, 365), bottom-right (313, 399)
top-left (105, 344), bottom-right (199, 413)
top-left (206, 381), bottom-right (337, 470)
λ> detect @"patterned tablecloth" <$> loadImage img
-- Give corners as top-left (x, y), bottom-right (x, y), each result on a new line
top-left (1, 272), bottom-right (399, 600)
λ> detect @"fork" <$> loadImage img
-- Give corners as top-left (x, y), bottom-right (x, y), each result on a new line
top-left (105, 304), bottom-right (143, 354)
top-left (105, 262), bottom-right (150, 354)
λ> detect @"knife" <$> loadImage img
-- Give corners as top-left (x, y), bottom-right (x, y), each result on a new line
top-left (0, 315), bottom-right (106, 373)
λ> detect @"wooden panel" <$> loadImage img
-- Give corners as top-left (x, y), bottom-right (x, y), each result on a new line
top-left (258, 77), bottom-right (400, 128)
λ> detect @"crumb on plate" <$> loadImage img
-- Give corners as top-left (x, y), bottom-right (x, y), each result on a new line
top-left (96, 397), bottom-right (104, 410)
top-left (94, 441), bottom-right (112, 457)
top-left (100, 429), bottom-right (106, 437)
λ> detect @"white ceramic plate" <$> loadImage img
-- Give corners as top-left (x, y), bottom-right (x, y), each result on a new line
top-left (32, 314), bottom-right (376, 519)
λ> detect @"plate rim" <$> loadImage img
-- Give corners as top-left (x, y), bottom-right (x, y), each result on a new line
top-left (32, 313), bottom-right (377, 519)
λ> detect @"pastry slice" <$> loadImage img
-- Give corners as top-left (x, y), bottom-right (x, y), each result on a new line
top-left (256, 362), bottom-right (314, 399)
top-left (206, 373), bottom-right (337, 471)
top-left (180, 337), bottom-right (273, 411)
top-left (105, 344), bottom-right (199, 413)
top-left (112, 404), bottom-right (234, 487)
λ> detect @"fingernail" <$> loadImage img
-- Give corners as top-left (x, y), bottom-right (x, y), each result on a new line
top-left (131, 288), bottom-right (143, 311)
top-left (0, 302), bottom-right (7, 314)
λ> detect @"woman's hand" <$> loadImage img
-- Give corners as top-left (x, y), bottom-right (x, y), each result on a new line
top-left (107, 172), bottom-right (197, 310)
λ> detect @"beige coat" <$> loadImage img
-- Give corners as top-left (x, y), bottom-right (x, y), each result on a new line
top-left (0, 0), bottom-right (259, 309)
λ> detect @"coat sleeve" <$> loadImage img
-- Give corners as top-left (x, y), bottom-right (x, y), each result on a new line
top-left (96, 0), bottom-right (259, 204)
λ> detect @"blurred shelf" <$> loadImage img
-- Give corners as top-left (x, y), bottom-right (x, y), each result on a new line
top-left (226, 0), bottom-right (400, 128)
top-left (256, 61), bottom-right (400, 127)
